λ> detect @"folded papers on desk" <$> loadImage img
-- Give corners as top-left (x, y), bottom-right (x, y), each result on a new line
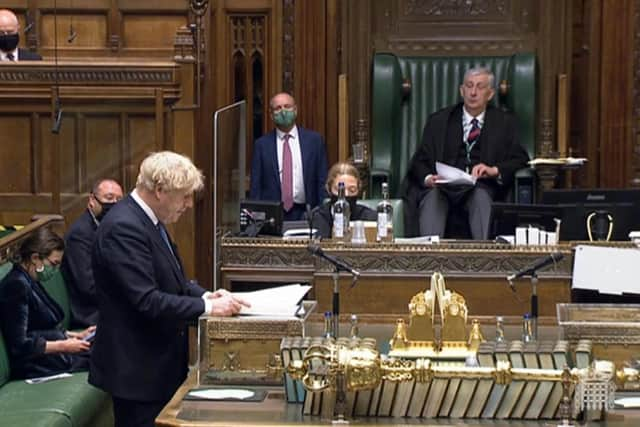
top-left (235, 284), bottom-right (311, 317)
top-left (185, 388), bottom-right (267, 401)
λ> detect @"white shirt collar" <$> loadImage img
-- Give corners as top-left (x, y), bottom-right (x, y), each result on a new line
top-left (462, 107), bottom-right (486, 126)
top-left (1, 48), bottom-right (18, 61)
top-left (131, 188), bottom-right (159, 226)
top-left (276, 125), bottom-right (299, 141)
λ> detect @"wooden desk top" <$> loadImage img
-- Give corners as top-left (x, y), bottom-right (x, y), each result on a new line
top-left (156, 371), bottom-right (640, 427)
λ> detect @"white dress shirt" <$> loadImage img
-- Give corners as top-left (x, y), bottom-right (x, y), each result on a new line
top-left (0, 48), bottom-right (18, 61)
top-left (130, 189), bottom-right (212, 314)
top-left (276, 125), bottom-right (306, 204)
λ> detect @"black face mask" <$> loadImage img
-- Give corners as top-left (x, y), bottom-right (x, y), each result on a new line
top-left (0, 33), bottom-right (19, 53)
top-left (329, 194), bottom-right (358, 215)
top-left (95, 199), bottom-right (117, 221)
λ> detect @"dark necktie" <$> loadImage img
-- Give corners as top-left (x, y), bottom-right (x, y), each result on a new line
top-left (281, 134), bottom-right (294, 211)
top-left (6, 53), bottom-right (14, 61)
top-left (465, 118), bottom-right (481, 172)
top-left (158, 222), bottom-right (180, 269)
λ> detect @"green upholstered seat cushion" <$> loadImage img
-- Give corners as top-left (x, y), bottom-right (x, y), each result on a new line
top-left (370, 53), bottom-right (536, 198)
top-left (1, 411), bottom-right (72, 427)
top-left (0, 263), bottom-right (13, 387)
top-left (0, 371), bottom-right (109, 426)
top-left (356, 199), bottom-right (405, 238)
top-left (0, 333), bottom-right (10, 388)
top-left (40, 269), bottom-right (71, 330)
top-left (0, 262), bottom-right (12, 282)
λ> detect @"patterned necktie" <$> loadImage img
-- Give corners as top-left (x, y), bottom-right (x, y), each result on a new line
top-left (281, 134), bottom-right (294, 211)
top-left (6, 53), bottom-right (14, 61)
top-left (465, 118), bottom-right (481, 172)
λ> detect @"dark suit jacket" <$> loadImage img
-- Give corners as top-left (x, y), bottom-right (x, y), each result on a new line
top-left (0, 265), bottom-right (86, 379)
top-left (249, 127), bottom-right (328, 209)
top-left (89, 195), bottom-right (206, 402)
top-left (18, 48), bottom-right (42, 61)
top-left (403, 103), bottom-right (529, 236)
top-left (311, 203), bottom-right (377, 239)
top-left (61, 209), bottom-right (99, 329)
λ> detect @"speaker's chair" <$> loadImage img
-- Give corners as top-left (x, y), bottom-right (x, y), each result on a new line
top-left (369, 52), bottom-right (537, 204)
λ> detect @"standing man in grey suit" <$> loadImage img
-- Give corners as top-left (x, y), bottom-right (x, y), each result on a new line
top-left (0, 9), bottom-right (42, 61)
top-left (89, 151), bottom-right (248, 427)
top-left (404, 67), bottom-right (529, 239)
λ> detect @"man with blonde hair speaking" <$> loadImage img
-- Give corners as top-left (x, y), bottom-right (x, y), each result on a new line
top-left (89, 151), bottom-right (248, 427)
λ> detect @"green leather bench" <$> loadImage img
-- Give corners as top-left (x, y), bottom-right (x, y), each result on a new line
top-left (369, 52), bottom-right (537, 202)
top-left (0, 264), bottom-right (113, 427)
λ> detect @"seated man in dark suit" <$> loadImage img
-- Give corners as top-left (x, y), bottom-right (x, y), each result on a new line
top-left (0, 9), bottom-right (42, 61)
top-left (249, 92), bottom-right (329, 221)
top-left (404, 67), bottom-right (529, 240)
top-left (61, 178), bottom-right (124, 329)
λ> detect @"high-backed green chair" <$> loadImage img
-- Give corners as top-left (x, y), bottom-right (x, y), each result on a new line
top-left (356, 199), bottom-right (404, 238)
top-left (369, 52), bottom-right (536, 202)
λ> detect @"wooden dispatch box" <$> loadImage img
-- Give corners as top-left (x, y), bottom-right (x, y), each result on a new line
top-left (197, 301), bottom-right (315, 386)
top-left (557, 303), bottom-right (640, 375)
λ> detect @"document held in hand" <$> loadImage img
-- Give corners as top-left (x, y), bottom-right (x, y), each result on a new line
top-left (435, 162), bottom-right (477, 186)
top-left (234, 283), bottom-right (311, 317)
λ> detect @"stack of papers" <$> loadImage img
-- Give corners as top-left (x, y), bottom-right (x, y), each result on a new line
top-left (235, 284), bottom-right (311, 317)
top-left (435, 162), bottom-right (476, 186)
top-left (528, 157), bottom-right (588, 166)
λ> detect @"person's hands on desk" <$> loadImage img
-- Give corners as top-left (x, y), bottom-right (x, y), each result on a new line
top-left (205, 290), bottom-right (251, 316)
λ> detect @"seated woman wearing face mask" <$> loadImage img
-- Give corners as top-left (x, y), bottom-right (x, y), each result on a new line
top-left (310, 162), bottom-right (377, 239)
top-left (0, 227), bottom-right (94, 379)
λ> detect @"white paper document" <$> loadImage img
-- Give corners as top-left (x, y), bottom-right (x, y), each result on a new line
top-left (235, 283), bottom-right (311, 317)
top-left (572, 245), bottom-right (640, 295)
top-left (188, 389), bottom-right (256, 400)
top-left (435, 162), bottom-right (477, 186)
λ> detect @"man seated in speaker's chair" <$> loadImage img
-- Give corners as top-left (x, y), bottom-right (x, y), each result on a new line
top-left (403, 66), bottom-right (529, 240)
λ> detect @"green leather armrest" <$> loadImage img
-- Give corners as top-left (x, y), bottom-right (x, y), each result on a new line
top-left (371, 53), bottom-right (403, 196)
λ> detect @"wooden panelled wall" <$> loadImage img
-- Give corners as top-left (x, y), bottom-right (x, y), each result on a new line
top-left (1, 0), bottom-right (639, 289)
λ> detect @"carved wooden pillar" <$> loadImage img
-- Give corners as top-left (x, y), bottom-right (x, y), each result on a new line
top-left (536, 0), bottom-right (573, 193)
top-left (634, 0), bottom-right (640, 186)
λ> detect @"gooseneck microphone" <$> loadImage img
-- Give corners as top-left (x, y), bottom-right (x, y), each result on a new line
top-left (507, 252), bottom-right (564, 282)
top-left (307, 244), bottom-right (360, 277)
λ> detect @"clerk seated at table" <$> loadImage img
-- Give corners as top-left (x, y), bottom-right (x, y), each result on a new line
top-left (309, 162), bottom-right (376, 239)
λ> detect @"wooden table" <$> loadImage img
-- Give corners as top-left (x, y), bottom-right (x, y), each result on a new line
top-left (156, 370), bottom-right (640, 426)
top-left (220, 238), bottom-right (575, 324)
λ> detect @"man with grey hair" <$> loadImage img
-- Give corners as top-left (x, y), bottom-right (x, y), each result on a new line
top-left (404, 67), bottom-right (529, 239)
top-left (89, 151), bottom-right (248, 427)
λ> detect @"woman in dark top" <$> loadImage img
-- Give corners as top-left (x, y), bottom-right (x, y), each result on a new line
top-left (310, 162), bottom-right (377, 238)
top-left (0, 227), bottom-right (93, 379)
